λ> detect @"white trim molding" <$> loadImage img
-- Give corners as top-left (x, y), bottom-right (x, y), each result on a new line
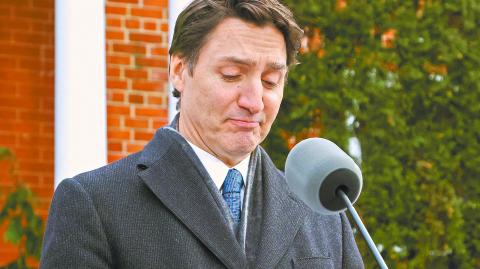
top-left (55, 0), bottom-right (107, 188)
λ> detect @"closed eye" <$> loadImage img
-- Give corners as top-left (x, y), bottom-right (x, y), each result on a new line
top-left (262, 80), bottom-right (277, 89)
top-left (222, 74), bottom-right (241, 82)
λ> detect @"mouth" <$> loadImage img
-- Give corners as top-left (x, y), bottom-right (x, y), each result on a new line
top-left (228, 118), bottom-right (261, 128)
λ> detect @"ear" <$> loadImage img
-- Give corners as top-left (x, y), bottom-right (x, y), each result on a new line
top-left (169, 54), bottom-right (188, 94)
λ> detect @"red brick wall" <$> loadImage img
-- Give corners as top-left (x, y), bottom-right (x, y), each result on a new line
top-left (0, 0), bottom-right (170, 265)
top-left (0, 0), bottom-right (55, 265)
top-left (106, 0), bottom-right (170, 162)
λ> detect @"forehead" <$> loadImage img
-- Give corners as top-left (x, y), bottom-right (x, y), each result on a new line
top-left (197, 17), bottom-right (287, 67)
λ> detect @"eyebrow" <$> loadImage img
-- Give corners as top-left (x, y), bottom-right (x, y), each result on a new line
top-left (218, 56), bottom-right (286, 71)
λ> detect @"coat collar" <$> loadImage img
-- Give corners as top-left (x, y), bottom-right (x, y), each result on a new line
top-left (137, 127), bottom-right (248, 269)
top-left (253, 147), bottom-right (308, 269)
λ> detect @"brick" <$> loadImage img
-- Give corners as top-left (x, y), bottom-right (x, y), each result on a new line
top-left (125, 19), bottom-right (140, 29)
top-left (0, 29), bottom-right (12, 41)
top-left (0, 87), bottom-right (17, 98)
top-left (108, 154), bottom-right (125, 163)
top-left (107, 79), bottom-right (128, 89)
top-left (143, 21), bottom-right (157, 31)
top-left (106, 17), bottom-right (122, 28)
top-left (0, 6), bottom-right (11, 17)
top-left (129, 33), bottom-right (163, 43)
top-left (160, 23), bottom-right (168, 32)
top-left (17, 135), bottom-right (53, 147)
top-left (135, 107), bottom-right (167, 117)
top-left (126, 143), bottom-right (145, 153)
top-left (110, 91), bottom-right (125, 102)
top-left (43, 47), bottom-right (54, 58)
top-left (32, 22), bottom-right (55, 33)
top-left (0, 70), bottom-right (49, 82)
top-left (0, 20), bottom-right (32, 32)
top-left (40, 97), bottom-right (54, 111)
top-left (107, 130), bottom-right (131, 140)
top-left (132, 81), bottom-right (161, 91)
top-left (107, 116), bottom-right (121, 127)
top-left (13, 32), bottom-right (50, 44)
top-left (18, 59), bottom-right (54, 70)
top-left (107, 67), bottom-right (121, 77)
top-left (107, 55), bottom-right (131, 65)
top-left (134, 131), bottom-right (154, 141)
top-left (108, 141), bottom-right (123, 151)
top-left (147, 95), bottom-right (164, 105)
top-left (0, 97), bottom-right (39, 109)
top-left (125, 69), bottom-right (148, 79)
top-left (135, 57), bottom-right (167, 68)
top-left (151, 47), bottom-right (168, 56)
top-left (113, 43), bottom-right (146, 54)
top-left (105, 5), bottom-right (128, 16)
top-left (0, 134), bottom-right (16, 145)
top-left (33, 0), bottom-right (55, 9)
top-left (17, 161), bottom-right (53, 172)
top-left (40, 123), bottom-right (54, 136)
top-left (16, 81), bottom-right (54, 92)
top-left (106, 30), bottom-right (125, 41)
top-left (128, 94), bottom-right (144, 104)
top-left (109, 0), bottom-right (139, 4)
top-left (19, 174), bottom-right (42, 185)
top-left (19, 110), bottom-right (53, 122)
top-left (40, 149), bottom-right (54, 161)
top-left (18, 85), bottom-right (53, 99)
top-left (10, 122), bottom-right (42, 133)
top-left (0, 44), bottom-right (40, 57)
top-left (0, 107), bottom-right (17, 118)
top-left (125, 118), bottom-right (149, 128)
top-left (13, 8), bottom-right (50, 20)
top-left (14, 148), bottom-right (41, 160)
top-left (107, 104), bottom-right (131, 116)
top-left (131, 8), bottom-right (163, 19)
top-left (143, 0), bottom-right (168, 7)
top-left (152, 119), bottom-right (169, 129)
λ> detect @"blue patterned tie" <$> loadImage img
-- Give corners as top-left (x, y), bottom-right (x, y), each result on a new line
top-left (222, 169), bottom-right (244, 224)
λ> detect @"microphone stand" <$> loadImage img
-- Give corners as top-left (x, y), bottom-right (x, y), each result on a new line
top-left (337, 189), bottom-right (388, 269)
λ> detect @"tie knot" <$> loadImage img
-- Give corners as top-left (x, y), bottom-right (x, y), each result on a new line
top-left (223, 169), bottom-right (243, 194)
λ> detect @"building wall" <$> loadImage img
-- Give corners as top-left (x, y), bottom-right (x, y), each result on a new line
top-left (0, 0), bottom-right (170, 265)
top-left (0, 0), bottom-right (55, 264)
top-left (105, 0), bottom-right (170, 162)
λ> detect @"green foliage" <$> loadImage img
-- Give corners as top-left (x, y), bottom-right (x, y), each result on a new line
top-left (0, 147), bottom-right (44, 269)
top-left (264, 0), bottom-right (480, 267)
top-left (0, 148), bottom-right (13, 161)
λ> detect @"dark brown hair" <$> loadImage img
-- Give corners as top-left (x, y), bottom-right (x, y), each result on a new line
top-left (169, 0), bottom-right (303, 98)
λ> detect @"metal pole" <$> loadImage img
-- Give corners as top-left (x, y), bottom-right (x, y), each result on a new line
top-left (337, 189), bottom-right (388, 269)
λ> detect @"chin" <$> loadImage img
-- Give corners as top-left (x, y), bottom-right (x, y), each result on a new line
top-left (224, 138), bottom-right (256, 154)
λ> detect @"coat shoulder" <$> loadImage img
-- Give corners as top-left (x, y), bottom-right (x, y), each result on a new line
top-left (65, 151), bottom-right (146, 203)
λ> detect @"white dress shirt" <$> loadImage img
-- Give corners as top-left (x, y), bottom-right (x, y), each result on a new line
top-left (187, 141), bottom-right (250, 208)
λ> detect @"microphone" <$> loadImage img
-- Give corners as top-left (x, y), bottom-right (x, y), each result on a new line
top-left (285, 138), bottom-right (388, 269)
top-left (285, 138), bottom-right (362, 215)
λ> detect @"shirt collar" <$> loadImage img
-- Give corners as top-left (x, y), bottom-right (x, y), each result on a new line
top-left (187, 141), bottom-right (250, 190)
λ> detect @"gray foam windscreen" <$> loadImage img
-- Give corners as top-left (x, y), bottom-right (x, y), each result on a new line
top-left (285, 138), bottom-right (363, 215)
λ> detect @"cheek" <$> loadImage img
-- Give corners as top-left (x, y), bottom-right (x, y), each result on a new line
top-left (264, 91), bottom-right (283, 120)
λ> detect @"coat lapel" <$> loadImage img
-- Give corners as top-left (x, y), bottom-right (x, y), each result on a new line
top-left (254, 148), bottom-right (307, 269)
top-left (137, 128), bottom-right (248, 269)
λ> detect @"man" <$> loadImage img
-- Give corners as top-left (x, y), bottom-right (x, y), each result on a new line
top-left (41, 0), bottom-right (364, 268)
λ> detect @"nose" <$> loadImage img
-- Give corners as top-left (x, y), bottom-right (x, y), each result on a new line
top-left (238, 79), bottom-right (264, 114)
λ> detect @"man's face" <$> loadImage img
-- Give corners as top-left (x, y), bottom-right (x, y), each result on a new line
top-left (171, 17), bottom-right (287, 166)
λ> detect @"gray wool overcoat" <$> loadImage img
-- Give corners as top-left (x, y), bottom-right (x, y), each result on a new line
top-left (40, 124), bottom-right (364, 269)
